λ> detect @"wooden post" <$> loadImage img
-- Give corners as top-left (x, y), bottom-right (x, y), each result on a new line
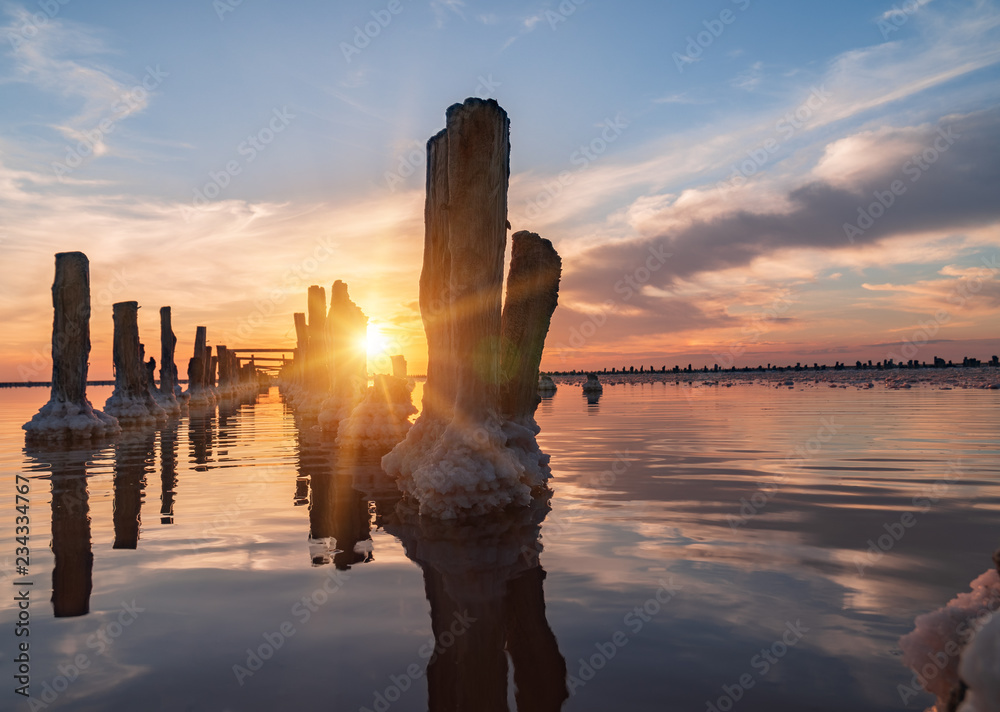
top-left (500, 231), bottom-right (561, 421)
top-left (293, 312), bottom-right (308, 385)
top-left (328, 280), bottom-right (368, 399)
top-left (307, 286), bottom-right (329, 392)
top-left (217, 345), bottom-right (229, 388)
top-left (420, 128), bottom-right (454, 420)
top-left (158, 306), bottom-right (179, 404)
top-left (23, 252), bottom-right (119, 439)
top-left (445, 98), bottom-right (510, 426)
top-left (194, 326), bottom-right (207, 384)
top-left (104, 301), bottom-right (164, 421)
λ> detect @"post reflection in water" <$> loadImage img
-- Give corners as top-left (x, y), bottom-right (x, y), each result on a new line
top-left (188, 405), bottom-right (216, 468)
top-left (112, 429), bottom-right (154, 550)
top-left (299, 430), bottom-right (382, 569)
top-left (159, 418), bottom-right (178, 524)
top-left (585, 391), bottom-right (601, 410)
top-left (386, 495), bottom-right (569, 712)
top-left (24, 444), bottom-right (105, 618)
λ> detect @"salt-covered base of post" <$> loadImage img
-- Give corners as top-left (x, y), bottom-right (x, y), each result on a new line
top-left (316, 395), bottom-right (355, 429)
top-left (152, 385), bottom-right (181, 415)
top-left (23, 399), bottom-right (121, 440)
top-left (390, 419), bottom-right (536, 519)
top-left (104, 392), bottom-right (167, 426)
top-left (184, 387), bottom-right (217, 408)
top-left (501, 417), bottom-right (551, 489)
top-left (899, 562), bottom-right (1000, 711)
top-left (538, 375), bottom-right (557, 393)
top-left (336, 376), bottom-right (417, 450)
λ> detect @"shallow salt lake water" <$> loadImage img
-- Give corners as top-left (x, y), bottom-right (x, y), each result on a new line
top-left (1, 378), bottom-right (998, 711)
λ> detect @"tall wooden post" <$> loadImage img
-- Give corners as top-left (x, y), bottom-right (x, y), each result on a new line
top-left (445, 98), bottom-right (510, 427)
top-left (158, 306), bottom-right (179, 409)
top-left (307, 286), bottom-right (329, 392)
top-left (23, 252), bottom-right (119, 439)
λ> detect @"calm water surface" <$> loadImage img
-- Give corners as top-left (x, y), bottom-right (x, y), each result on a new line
top-left (1, 381), bottom-right (998, 711)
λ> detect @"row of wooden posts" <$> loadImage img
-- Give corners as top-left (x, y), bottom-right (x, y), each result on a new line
top-left (23, 251), bottom-right (265, 440)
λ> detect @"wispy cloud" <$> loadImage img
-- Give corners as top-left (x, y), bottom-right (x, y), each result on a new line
top-left (1, 5), bottom-right (161, 159)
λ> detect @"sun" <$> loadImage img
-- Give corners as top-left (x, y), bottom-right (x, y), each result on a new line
top-left (364, 323), bottom-right (390, 360)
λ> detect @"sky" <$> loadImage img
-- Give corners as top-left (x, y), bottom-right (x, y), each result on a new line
top-left (0, 0), bottom-right (998, 381)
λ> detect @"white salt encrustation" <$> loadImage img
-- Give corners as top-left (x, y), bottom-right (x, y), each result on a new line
top-left (336, 374), bottom-right (417, 451)
top-left (899, 555), bottom-right (1000, 711)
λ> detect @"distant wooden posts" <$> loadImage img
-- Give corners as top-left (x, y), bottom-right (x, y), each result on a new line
top-left (391, 355), bottom-right (407, 379)
top-left (382, 98), bottom-right (562, 518)
top-left (293, 312), bottom-right (308, 385)
top-left (186, 326), bottom-right (217, 407)
top-left (104, 301), bottom-right (166, 423)
top-left (23, 252), bottom-right (120, 440)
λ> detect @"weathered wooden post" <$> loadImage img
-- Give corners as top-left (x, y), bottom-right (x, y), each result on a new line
top-left (308, 286), bottom-right (329, 393)
top-left (419, 128), bottom-right (456, 421)
top-left (186, 327), bottom-right (216, 406)
top-left (104, 301), bottom-right (165, 423)
top-left (500, 231), bottom-right (562, 421)
top-left (217, 345), bottom-right (229, 392)
top-left (293, 312), bottom-right (308, 385)
top-left (328, 280), bottom-right (368, 399)
top-left (23, 252), bottom-right (120, 440)
top-left (382, 99), bottom-right (562, 518)
top-left (445, 98), bottom-right (509, 429)
top-left (156, 306), bottom-right (180, 412)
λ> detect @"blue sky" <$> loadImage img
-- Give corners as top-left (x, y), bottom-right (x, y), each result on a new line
top-left (1, 0), bottom-right (998, 378)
